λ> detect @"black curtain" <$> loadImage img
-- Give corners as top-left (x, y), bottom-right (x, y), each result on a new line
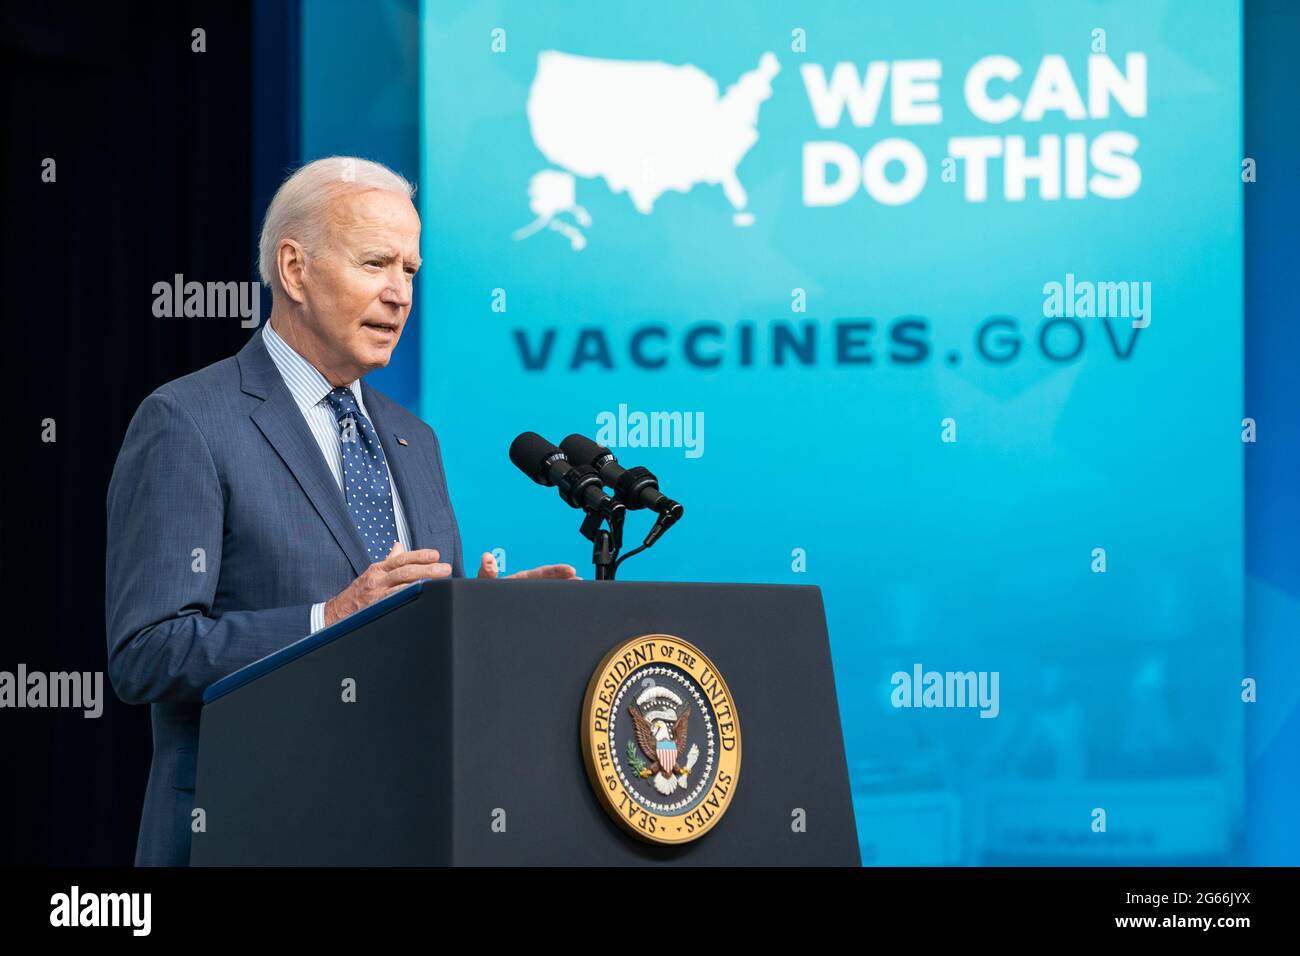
top-left (1, 1), bottom-right (293, 864)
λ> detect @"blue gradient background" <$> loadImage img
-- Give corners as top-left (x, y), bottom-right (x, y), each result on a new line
top-left (1242, 0), bottom-right (1299, 866)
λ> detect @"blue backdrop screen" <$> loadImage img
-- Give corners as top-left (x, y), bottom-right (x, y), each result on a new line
top-left (417, 0), bottom-right (1243, 863)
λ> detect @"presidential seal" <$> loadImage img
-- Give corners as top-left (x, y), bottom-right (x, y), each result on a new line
top-left (581, 634), bottom-right (741, 844)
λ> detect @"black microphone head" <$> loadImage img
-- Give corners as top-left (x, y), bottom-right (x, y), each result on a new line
top-left (509, 431), bottom-right (566, 485)
top-left (559, 433), bottom-right (607, 467)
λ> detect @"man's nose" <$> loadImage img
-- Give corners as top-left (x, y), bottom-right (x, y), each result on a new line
top-left (380, 269), bottom-right (412, 308)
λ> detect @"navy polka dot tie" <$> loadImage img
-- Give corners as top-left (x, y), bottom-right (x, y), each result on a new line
top-left (324, 387), bottom-right (400, 564)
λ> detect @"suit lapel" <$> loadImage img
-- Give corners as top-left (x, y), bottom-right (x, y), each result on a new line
top-left (238, 333), bottom-right (372, 577)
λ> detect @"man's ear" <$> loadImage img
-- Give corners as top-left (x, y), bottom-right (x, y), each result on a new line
top-left (276, 239), bottom-right (309, 304)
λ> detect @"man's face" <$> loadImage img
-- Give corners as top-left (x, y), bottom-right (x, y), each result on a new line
top-left (301, 188), bottom-right (421, 381)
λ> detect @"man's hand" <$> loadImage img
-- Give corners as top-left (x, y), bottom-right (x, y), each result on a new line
top-left (476, 552), bottom-right (580, 580)
top-left (323, 541), bottom-right (451, 627)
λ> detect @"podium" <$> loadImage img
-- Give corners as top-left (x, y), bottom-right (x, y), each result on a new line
top-left (190, 579), bottom-right (858, 865)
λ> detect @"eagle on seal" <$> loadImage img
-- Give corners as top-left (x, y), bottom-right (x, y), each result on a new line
top-left (629, 704), bottom-right (694, 795)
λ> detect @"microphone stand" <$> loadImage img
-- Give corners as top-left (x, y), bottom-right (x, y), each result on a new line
top-left (579, 504), bottom-right (624, 580)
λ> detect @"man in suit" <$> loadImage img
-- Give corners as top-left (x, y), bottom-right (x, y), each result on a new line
top-left (106, 156), bottom-right (576, 866)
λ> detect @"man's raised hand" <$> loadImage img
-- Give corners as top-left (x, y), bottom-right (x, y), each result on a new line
top-left (323, 541), bottom-right (451, 626)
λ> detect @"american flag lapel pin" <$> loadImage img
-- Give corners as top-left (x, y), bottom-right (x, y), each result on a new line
top-left (397, 436), bottom-right (409, 446)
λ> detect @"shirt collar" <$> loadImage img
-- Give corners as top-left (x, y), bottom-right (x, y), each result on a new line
top-left (261, 321), bottom-right (365, 414)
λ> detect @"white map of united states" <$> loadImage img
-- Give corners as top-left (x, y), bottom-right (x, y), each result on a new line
top-left (513, 50), bottom-right (781, 250)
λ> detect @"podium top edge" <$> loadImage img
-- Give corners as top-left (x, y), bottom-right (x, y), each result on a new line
top-left (201, 579), bottom-right (822, 705)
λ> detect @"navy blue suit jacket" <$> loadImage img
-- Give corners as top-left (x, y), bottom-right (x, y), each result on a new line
top-left (105, 330), bottom-right (463, 866)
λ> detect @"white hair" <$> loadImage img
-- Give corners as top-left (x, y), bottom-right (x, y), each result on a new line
top-left (257, 156), bottom-right (415, 294)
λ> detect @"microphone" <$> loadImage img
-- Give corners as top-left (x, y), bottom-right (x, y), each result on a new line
top-left (559, 434), bottom-right (684, 522)
top-left (509, 432), bottom-right (624, 521)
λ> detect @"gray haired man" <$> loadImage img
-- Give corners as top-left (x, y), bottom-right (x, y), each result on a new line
top-left (106, 156), bottom-right (576, 866)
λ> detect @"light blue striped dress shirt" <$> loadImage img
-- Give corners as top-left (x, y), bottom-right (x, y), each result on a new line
top-left (260, 321), bottom-right (412, 633)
